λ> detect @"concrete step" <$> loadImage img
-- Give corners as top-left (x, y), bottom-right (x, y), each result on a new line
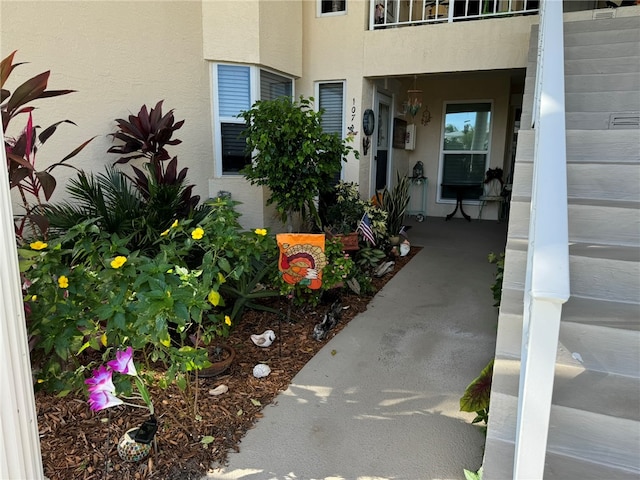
top-left (500, 287), bottom-right (640, 331)
top-left (503, 239), bottom-right (640, 303)
top-left (485, 389), bottom-right (640, 479)
top-left (509, 200), bottom-right (640, 247)
top-left (495, 309), bottom-right (640, 379)
top-left (511, 160), bottom-right (640, 202)
top-left (483, 436), bottom-right (640, 480)
top-left (516, 129), bottom-right (640, 164)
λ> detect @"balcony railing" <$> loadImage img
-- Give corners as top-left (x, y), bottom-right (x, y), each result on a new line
top-left (370, 0), bottom-right (539, 29)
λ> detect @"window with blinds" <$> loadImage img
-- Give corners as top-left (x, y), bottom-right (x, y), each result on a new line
top-left (318, 82), bottom-right (344, 135)
top-left (440, 102), bottom-right (492, 200)
top-left (260, 70), bottom-right (292, 101)
top-left (318, 82), bottom-right (345, 183)
top-left (214, 64), bottom-right (293, 175)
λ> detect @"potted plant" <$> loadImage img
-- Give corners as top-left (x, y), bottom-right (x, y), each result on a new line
top-left (321, 181), bottom-right (388, 250)
top-left (239, 96), bottom-right (357, 231)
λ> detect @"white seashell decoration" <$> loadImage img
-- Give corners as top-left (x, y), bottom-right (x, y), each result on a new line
top-left (250, 329), bottom-right (276, 347)
top-left (253, 363), bottom-right (271, 378)
top-left (208, 384), bottom-right (229, 396)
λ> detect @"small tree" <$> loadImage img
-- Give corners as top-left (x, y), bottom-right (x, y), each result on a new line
top-left (239, 96), bottom-right (357, 230)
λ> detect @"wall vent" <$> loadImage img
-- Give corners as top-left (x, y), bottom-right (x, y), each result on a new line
top-left (592, 9), bottom-right (616, 20)
top-left (609, 113), bottom-right (640, 129)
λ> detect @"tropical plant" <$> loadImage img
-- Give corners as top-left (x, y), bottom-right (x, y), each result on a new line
top-left (487, 252), bottom-right (505, 307)
top-left (379, 172), bottom-right (410, 238)
top-left (239, 96), bottom-right (357, 229)
top-left (108, 100), bottom-right (201, 222)
top-left (40, 166), bottom-right (143, 238)
top-left (459, 358), bottom-right (493, 427)
top-left (20, 197), bottom-right (267, 393)
top-left (1, 50), bottom-right (94, 241)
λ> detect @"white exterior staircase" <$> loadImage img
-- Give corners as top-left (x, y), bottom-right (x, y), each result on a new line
top-left (484, 12), bottom-right (640, 479)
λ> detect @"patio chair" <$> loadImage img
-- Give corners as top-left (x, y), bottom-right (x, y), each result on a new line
top-left (478, 177), bottom-right (504, 220)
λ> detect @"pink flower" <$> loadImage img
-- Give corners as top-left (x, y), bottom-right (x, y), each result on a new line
top-left (85, 365), bottom-right (116, 394)
top-left (87, 390), bottom-right (124, 411)
top-left (107, 347), bottom-right (137, 376)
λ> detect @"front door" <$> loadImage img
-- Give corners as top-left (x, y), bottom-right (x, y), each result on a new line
top-left (373, 92), bottom-right (392, 193)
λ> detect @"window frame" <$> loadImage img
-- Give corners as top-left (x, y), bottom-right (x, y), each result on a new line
top-left (437, 100), bottom-right (493, 203)
top-left (211, 63), bottom-right (294, 177)
top-left (317, 0), bottom-right (347, 17)
top-left (315, 80), bottom-right (347, 182)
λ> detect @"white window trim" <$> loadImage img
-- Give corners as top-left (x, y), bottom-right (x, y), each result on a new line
top-left (211, 63), bottom-right (294, 177)
top-left (317, 0), bottom-right (347, 17)
top-left (436, 99), bottom-right (493, 203)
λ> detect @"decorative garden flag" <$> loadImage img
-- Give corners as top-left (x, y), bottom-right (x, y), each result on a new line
top-left (276, 234), bottom-right (327, 290)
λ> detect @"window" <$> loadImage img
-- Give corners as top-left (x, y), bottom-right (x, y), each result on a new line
top-left (319, 0), bottom-right (346, 15)
top-left (440, 102), bottom-right (492, 200)
top-left (318, 81), bottom-right (345, 182)
top-left (213, 64), bottom-right (293, 175)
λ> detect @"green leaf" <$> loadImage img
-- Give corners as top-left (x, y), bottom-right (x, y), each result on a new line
top-left (218, 257), bottom-right (231, 273)
top-left (200, 435), bottom-right (214, 445)
top-left (250, 398), bottom-right (261, 407)
top-left (460, 359), bottom-right (494, 413)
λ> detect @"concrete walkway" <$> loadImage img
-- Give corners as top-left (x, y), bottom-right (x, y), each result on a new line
top-left (207, 218), bottom-right (508, 480)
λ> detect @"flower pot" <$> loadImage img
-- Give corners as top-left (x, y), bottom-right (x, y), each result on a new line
top-left (198, 344), bottom-right (236, 378)
top-left (117, 427), bottom-right (152, 462)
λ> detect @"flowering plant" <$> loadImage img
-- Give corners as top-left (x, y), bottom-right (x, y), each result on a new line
top-left (86, 347), bottom-right (153, 414)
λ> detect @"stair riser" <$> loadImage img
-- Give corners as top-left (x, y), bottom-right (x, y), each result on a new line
top-left (503, 247), bottom-right (640, 302)
top-left (511, 162), bottom-right (640, 202)
top-left (516, 129), bottom-right (640, 164)
top-left (486, 390), bottom-right (640, 475)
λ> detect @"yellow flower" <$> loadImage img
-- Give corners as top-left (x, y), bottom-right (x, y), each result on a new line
top-left (254, 228), bottom-right (267, 236)
top-left (191, 227), bottom-right (204, 240)
top-left (100, 333), bottom-right (108, 347)
top-left (58, 275), bottom-right (69, 289)
top-left (218, 272), bottom-right (226, 284)
top-left (31, 295), bottom-right (37, 301)
top-left (160, 229), bottom-right (170, 237)
top-left (110, 256), bottom-right (127, 269)
top-left (30, 240), bottom-right (48, 250)
top-left (171, 219), bottom-right (179, 228)
top-left (208, 290), bottom-right (221, 306)
top-left (224, 315), bottom-right (232, 326)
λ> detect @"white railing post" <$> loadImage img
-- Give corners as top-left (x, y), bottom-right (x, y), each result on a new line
top-left (0, 117), bottom-right (45, 477)
top-left (514, 0), bottom-right (570, 479)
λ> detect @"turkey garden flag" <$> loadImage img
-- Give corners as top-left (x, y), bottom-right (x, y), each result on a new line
top-left (276, 234), bottom-right (327, 290)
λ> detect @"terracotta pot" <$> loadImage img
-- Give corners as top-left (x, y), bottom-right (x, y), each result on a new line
top-left (117, 428), bottom-right (152, 462)
top-left (198, 344), bottom-right (236, 378)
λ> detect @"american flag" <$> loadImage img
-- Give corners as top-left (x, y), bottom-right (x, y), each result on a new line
top-left (357, 213), bottom-right (376, 245)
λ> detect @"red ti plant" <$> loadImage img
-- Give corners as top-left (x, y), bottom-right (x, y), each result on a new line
top-left (1, 50), bottom-right (94, 241)
top-left (108, 101), bottom-right (199, 217)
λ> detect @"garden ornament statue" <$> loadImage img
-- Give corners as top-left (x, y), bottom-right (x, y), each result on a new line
top-left (251, 329), bottom-right (276, 347)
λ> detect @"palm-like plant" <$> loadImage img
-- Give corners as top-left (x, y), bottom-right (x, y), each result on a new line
top-left (41, 167), bottom-right (143, 241)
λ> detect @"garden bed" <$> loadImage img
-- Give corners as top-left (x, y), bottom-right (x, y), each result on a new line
top-left (36, 248), bottom-right (419, 480)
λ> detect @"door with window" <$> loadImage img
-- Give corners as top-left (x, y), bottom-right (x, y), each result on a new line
top-left (373, 92), bottom-right (392, 193)
top-left (439, 102), bottom-right (492, 201)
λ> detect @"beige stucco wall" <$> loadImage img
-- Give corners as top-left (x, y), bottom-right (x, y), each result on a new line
top-left (1, 1), bottom-right (213, 206)
top-left (363, 14), bottom-right (538, 77)
top-left (202, 0), bottom-right (302, 76)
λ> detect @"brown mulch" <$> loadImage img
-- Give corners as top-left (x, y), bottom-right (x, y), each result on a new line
top-left (36, 247), bottom-right (420, 480)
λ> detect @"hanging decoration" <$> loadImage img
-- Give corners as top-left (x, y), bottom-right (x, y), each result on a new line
top-left (404, 75), bottom-right (423, 119)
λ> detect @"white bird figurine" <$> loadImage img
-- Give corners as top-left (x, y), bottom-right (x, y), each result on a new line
top-left (251, 329), bottom-right (276, 347)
